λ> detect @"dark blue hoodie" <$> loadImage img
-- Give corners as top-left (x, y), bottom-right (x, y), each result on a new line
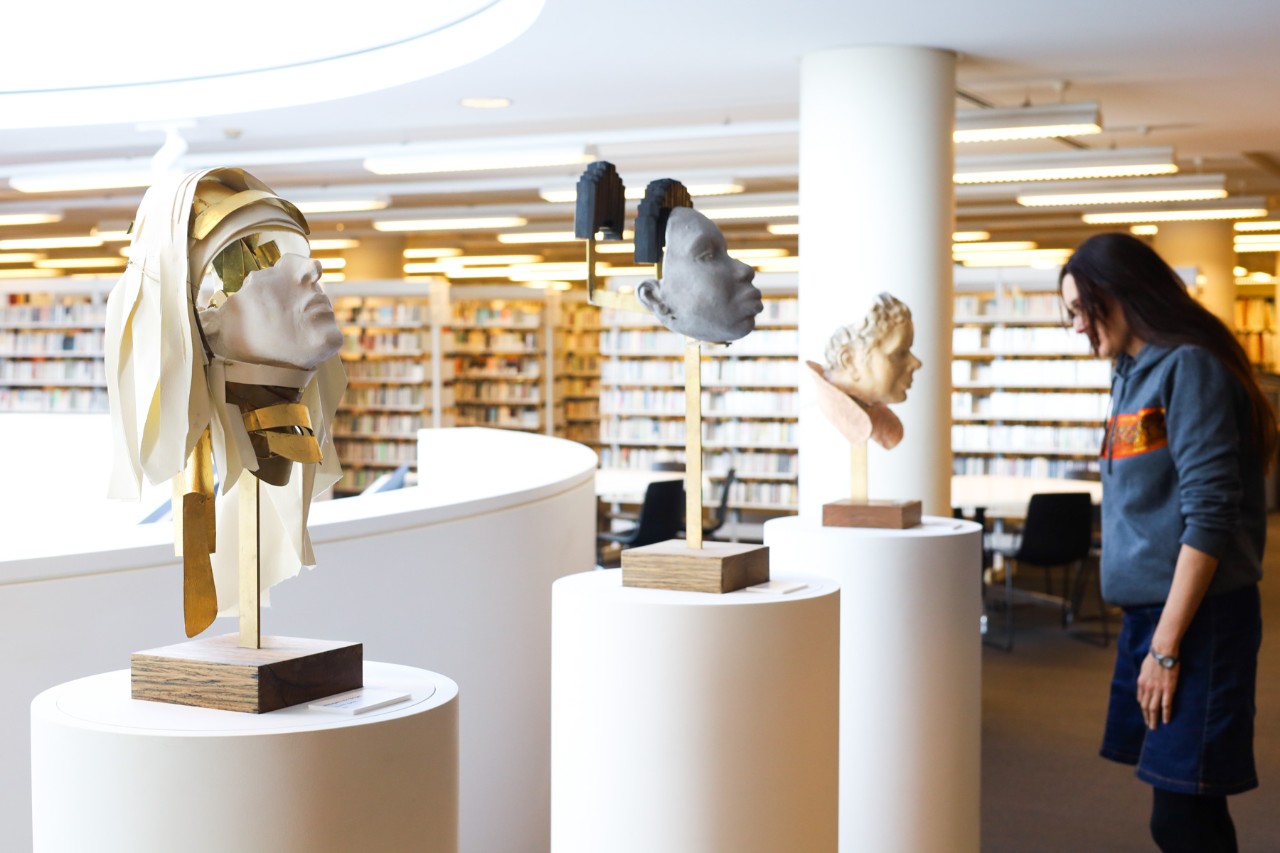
top-left (1100, 342), bottom-right (1265, 607)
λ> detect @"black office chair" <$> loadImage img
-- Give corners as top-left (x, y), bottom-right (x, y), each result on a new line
top-left (702, 468), bottom-right (736, 539)
top-left (986, 492), bottom-right (1107, 651)
top-left (596, 478), bottom-right (684, 568)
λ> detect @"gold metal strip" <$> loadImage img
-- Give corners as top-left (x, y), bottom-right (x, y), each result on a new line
top-left (192, 190), bottom-right (293, 241)
top-left (243, 402), bottom-right (313, 432)
top-left (261, 432), bottom-right (323, 464)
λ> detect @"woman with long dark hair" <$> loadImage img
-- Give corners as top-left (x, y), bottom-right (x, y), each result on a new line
top-left (1060, 232), bottom-right (1274, 853)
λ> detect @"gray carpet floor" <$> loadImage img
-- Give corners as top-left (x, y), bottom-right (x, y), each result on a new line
top-left (980, 515), bottom-right (1280, 852)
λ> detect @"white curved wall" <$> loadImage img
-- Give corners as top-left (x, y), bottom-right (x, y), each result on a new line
top-left (1, 423), bottom-right (596, 853)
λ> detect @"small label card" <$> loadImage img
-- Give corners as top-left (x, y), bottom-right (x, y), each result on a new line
top-left (309, 686), bottom-right (412, 715)
top-left (744, 579), bottom-right (808, 595)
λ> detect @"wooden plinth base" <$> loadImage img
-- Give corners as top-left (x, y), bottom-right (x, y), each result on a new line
top-left (131, 634), bottom-right (363, 714)
top-left (823, 499), bottom-right (923, 529)
top-left (621, 539), bottom-right (770, 593)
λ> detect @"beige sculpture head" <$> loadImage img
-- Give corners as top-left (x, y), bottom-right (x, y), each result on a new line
top-left (634, 207), bottom-right (763, 344)
top-left (823, 293), bottom-right (922, 406)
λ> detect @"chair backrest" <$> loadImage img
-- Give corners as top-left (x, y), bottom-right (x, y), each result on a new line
top-left (703, 469), bottom-right (736, 536)
top-left (651, 461), bottom-right (685, 472)
top-left (632, 478), bottom-right (686, 548)
top-left (1016, 492), bottom-right (1094, 565)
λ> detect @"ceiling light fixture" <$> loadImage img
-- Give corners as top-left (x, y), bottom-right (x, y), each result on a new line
top-left (445, 254), bottom-right (544, 266)
top-left (460, 97), bottom-right (512, 109)
top-left (0, 268), bottom-right (59, 279)
top-left (498, 230), bottom-right (632, 245)
top-left (1130, 224), bottom-right (1160, 236)
top-left (0, 212), bottom-right (62, 226)
top-left (727, 248), bottom-right (789, 260)
top-left (1234, 220), bottom-right (1280, 232)
top-left (1232, 234), bottom-right (1280, 244)
top-left (0, 236), bottom-right (103, 250)
top-left (955, 101), bottom-right (1102, 143)
top-left (1082, 199), bottom-right (1268, 224)
top-left (316, 257), bottom-right (346, 270)
top-left (0, 253), bottom-right (45, 264)
top-left (952, 231), bottom-right (990, 243)
top-left (955, 249), bottom-right (1073, 268)
top-left (955, 146), bottom-right (1178, 184)
top-left (538, 182), bottom-right (745, 203)
top-left (952, 241), bottom-right (1037, 253)
top-left (33, 257), bottom-right (127, 269)
top-left (402, 247), bottom-right (463, 259)
top-left (700, 204), bottom-right (799, 221)
top-left (766, 223), bottom-right (800, 236)
top-left (1233, 242), bottom-right (1280, 253)
top-left (8, 168), bottom-right (154, 194)
top-left (594, 242), bottom-right (636, 254)
top-left (292, 198), bottom-right (389, 214)
top-left (310, 238), bottom-right (361, 250)
top-left (1016, 174), bottom-right (1227, 207)
top-left (373, 216), bottom-right (527, 232)
top-left (365, 145), bottom-right (593, 176)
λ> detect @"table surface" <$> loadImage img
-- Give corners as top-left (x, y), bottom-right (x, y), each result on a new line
top-left (32, 661), bottom-right (454, 735)
top-left (951, 474), bottom-right (1101, 517)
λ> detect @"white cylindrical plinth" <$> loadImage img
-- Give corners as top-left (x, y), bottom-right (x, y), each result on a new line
top-left (765, 516), bottom-right (982, 853)
top-left (31, 662), bottom-right (458, 853)
top-left (798, 46), bottom-right (956, 517)
top-left (551, 570), bottom-right (840, 853)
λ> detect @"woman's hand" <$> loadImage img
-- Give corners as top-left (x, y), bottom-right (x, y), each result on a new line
top-left (1136, 652), bottom-right (1179, 729)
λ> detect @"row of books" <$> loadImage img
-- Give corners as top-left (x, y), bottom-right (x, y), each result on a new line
top-left (600, 358), bottom-right (799, 385)
top-left (343, 386), bottom-right (430, 409)
top-left (451, 303), bottom-right (542, 327)
top-left (0, 387), bottom-right (108, 412)
top-left (449, 330), bottom-right (539, 353)
top-left (565, 401), bottom-right (599, 419)
top-left (336, 302), bottom-right (431, 326)
top-left (600, 329), bottom-right (798, 356)
top-left (0, 303), bottom-right (106, 326)
top-left (0, 360), bottom-right (106, 383)
top-left (600, 419), bottom-right (796, 445)
top-left (455, 382), bottom-right (542, 403)
top-left (951, 358), bottom-right (1111, 387)
top-left (342, 331), bottom-right (427, 355)
top-left (600, 389), bottom-right (798, 415)
top-left (952, 391), bottom-right (1111, 420)
top-left (954, 293), bottom-right (1063, 319)
top-left (952, 455), bottom-right (1101, 478)
top-left (1234, 297), bottom-right (1275, 333)
top-left (451, 355), bottom-right (542, 378)
top-left (1236, 331), bottom-right (1276, 367)
top-left (0, 330), bottom-right (104, 354)
top-left (455, 407), bottom-right (543, 429)
top-left (951, 424), bottom-right (1105, 453)
top-left (343, 361), bottom-right (428, 382)
top-left (334, 413), bottom-right (426, 437)
top-left (333, 439), bottom-right (419, 465)
top-left (953, 326), bottom-right (1092, 354)
top-left (560, 377), bottom-right (600, 397)
top-left (599, 298), bottom-right (797, 327)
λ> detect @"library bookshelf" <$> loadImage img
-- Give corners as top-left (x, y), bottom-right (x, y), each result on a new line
top-left (952, 267), bottom-right (1109, 480)
top-left (596, 275), bottom-right (799, 523)
top-left (0, 278), bottom-right (111, 414)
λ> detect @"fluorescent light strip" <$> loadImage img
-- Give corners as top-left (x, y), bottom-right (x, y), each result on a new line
top-left (956, 146), bottom-right (1178, 185)
top-left (1233, 243), bottom-right (1280, 253)
top-left (0, 252), bottom-right (45, 264)
top-left (957, 250), bottom-right (1073, 268)
top-left (539, 182), bottom-right (745, 203)
top-left (954, 102), bottom-right (1101, 144)
top-left (1020, 188), bottom-right (1226, 207)
top-left (316, 257), bottom-right (346, 270)
top-left (402, 247), bottom-right (462, 258)
top-left (497, 230), bottom-right (633, 244)
top-left (1130, 225), bottom-right (1160, 236)
top-left (1233, 234), bottom-right (1280, 244)
top-left (0, 212), bottom-right (62, 226)
top-left (0, 268), bottom-right (59, 278)
top-left (33, 257), bottom-right (126, 269)
top-left (952, 241), bottom-right (1037, 253)
top-left (952, 231), bottom-right (990, 242)
top-left (766, 223), bottom-right (800, 236)
top-left (293, 199), bottom-right (388, 214)
top-left (752, 257), bottom-right (800, 272)
top-left (373, 216), bottom-right (527, 232)
top-left (9, 170), bottom-right (154, 193)
top-left (594, 242), bottom-right (635, 254)
top-left (364, 147), bottom-right (592, 176)
top-left (444, 254), bottom-right (543, 266)
top-left (727, 248), bottom-right (789, 259)
top-left (0, 235), bottom-right (103, 250)
top-left (1084, 207), bottom-right (1268, 224)
top-left (1234, 220), bottom-right (1280, 232)
top-left (1016, 174), bottom-right (1228, 207)
top-left (701, 204), bottom-right (799, 220)
top-left (320, 272), bottom-right (345, 283)
top-left (310, 238), bottom-right (361, 250)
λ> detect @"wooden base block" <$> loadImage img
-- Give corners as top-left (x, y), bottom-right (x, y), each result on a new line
top-left (131, 634), bottom-right (363, 714)
top-left (621, 539), bottom-right (770, 593)
top-left (823, 499), bottom-right (922, 529)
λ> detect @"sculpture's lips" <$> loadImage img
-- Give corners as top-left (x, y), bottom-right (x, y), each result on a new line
top-left (304, 293), bottom-right (334, 313)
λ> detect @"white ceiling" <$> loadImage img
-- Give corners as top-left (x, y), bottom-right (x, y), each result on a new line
top-left (2, 0), bottom-right (1278, 257)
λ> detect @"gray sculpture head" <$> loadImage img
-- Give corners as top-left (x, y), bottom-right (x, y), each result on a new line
top-left (634, 207), bottom-right (763, 344)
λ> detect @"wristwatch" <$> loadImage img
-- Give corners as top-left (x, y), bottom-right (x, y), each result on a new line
top-left (1150, 648), bottom-right (1179, 669)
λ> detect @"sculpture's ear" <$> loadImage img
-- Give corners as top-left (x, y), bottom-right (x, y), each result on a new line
top-left (837, 343), bottom-right (860, 378)
top-left (635, 278), bottom-right (673, 323)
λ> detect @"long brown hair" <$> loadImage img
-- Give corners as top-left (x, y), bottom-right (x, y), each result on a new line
top-left (1060, 232), bottom-right (1278, 463)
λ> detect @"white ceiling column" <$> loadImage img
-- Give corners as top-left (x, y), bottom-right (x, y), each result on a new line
top-left (1153, 221), bottom-right (1236, 327)
top-left (797, 46), bottom-right (956, 521)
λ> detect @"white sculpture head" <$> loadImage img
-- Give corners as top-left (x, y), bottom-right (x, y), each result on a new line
top-left (635, 207), bottom-right (763, 344)
top-left (823, 293), bottom-right (922, 406)
top-left (200, 252), bottom-right (342, 370)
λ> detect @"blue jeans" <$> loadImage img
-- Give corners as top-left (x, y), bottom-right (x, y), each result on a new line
top-left (1100, 583), bottom-right (1261, 795)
